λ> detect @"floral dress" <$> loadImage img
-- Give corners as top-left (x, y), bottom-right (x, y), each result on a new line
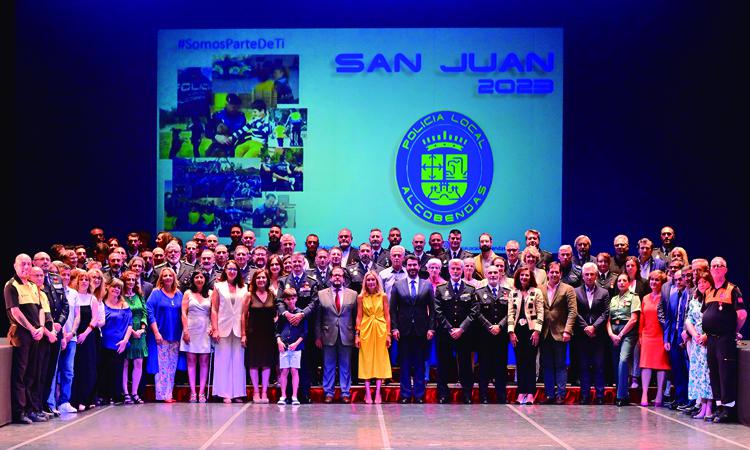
top-left (686, 298), bottom-right (712, 400)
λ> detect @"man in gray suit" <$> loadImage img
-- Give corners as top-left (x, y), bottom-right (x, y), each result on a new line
top-left (154, 241), bottom-right (194, 291)
top-left (316, 266), bottom-right (358, 403)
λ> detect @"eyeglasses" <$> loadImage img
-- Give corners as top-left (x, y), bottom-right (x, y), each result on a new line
top-left (711, 264), bottom-right (726, 268)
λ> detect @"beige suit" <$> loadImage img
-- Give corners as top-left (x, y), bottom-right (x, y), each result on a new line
top-left (541, 282), bottom-right (578, 341)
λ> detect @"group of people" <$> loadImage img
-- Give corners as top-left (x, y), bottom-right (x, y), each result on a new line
top-left (4, 224), bottom-right (746, 426)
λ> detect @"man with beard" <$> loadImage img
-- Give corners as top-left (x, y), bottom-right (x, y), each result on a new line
top-left (427, 232), bottom-right (446, 259)
top-left (227, 224), bottom-right (243, 254)
top-left (653, 226), bottom-right (677, 263)
top-left (474, 233), bottom-right (497, 280)
top-left (370, 228), bottom-right (390, 268)
top-left (387, 227), bottom-right (402, 250)
top-left (304, 234), bottom-right (320, 268)
top-left (267, 224), bottom-right (282, 255)
top-left (573, 235), bottom-right (596, 269)
top-left (390, 254), bottom-right (435, 403)
top-left (348, 243), bottom-right (382, 293)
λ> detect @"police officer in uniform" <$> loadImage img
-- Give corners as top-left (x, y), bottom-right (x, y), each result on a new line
top-left (702, 257), bottom-right (746, 423)
top-left (347, 243), bottom-right (383, 294)
top-left (434, 258), bottom-right (478, 403)
top-left (474, 264), bottom-right (510, 404)
top-left (307, 248), bottom-right (331, 288)
top-left (278, 253), bottom-right (320, 403)
top-left (4, 254), bottom-right (46, 424)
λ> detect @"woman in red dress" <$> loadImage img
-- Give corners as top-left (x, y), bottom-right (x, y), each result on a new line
top-left (639, 270), bottom-right (671, 406)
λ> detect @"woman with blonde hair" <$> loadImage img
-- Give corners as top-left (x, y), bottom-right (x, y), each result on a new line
top-left (100, 278), bottom-right (133, 404)
top-left (121, 270), bottom-right (147, 404)
top-left (146, 267), bottom-right (184, 402)
top-left (70, 269), bottom-right (102, 411)
top-left (211, 260), bottom-right (247, 403)
top-left (355, 271), bottom-right (392, 403)
top-left (521, 247), bottom-right (547, 287)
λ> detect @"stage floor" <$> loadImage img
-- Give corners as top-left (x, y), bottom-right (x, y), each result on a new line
top-left (2, 402), bottom-right (749, 449)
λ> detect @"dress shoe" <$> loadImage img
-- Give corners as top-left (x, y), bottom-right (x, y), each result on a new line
top-left (341, 396), bottom-right (351, 404)
top-left (480, 398), bottom-right (490, 404)
top-left (438, 397), bottom-right (449, 404)
top-left (324, 396), bottom-right (334, 404)
top-left (594, 398), bottom-right (605, 405)
top-left (555, 397), bottom-right (566, 405)
top-left (29, 412), bottom-right (48, 422)
top-left (713, 407), bottom-right (737, 423)
top-left (398, 397), bottom-right (410, 404)
top-left (541, 397), bottom-right (556, 405)
top-left (415, 398), bottom-right (425, 404)
top-left (615, 398), bottom-right (629, 407)
top-left (15, 414), bottom-right (33, 425)
top-left (463, 398), bottom-right (472, 404)
top-left (668, 402), bottom-right (680, 410)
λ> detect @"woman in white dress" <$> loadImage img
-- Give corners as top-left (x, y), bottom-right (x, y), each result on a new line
top-left (181, 271), bottom-right (213, 403)
top-left (210, 261), bottom-right (247, 403)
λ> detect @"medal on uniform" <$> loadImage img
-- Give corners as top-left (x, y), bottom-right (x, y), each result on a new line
top-left (519, 318), bottom-right (527, 326)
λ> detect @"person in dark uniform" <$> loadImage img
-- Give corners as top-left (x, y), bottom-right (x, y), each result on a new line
top-left (32, 252), bottom-right (68, 416)
top-left (4, 254), bottom-right (46, 424)
top-left (168, 127), bottom-right (183, 159)
top-left (347, 243), bottom-right (383, 294)
top-left (189, 116), bottom-right (204, 158)
top-left (29, 267), bottom-right (58, 419)
top-left (434, 258), bottom-right (478, 404)
top-left (307, 248), bottom-right (331, 288)
top-left (702, 257), bottom-right (746, 423)
top-left (474, 264), bottom-right (510, 404)
top-left (277, 253), bottom-right (320, 403)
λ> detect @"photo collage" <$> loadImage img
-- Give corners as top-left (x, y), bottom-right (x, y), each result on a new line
top-left (159, 55), bottom-right (305, 235)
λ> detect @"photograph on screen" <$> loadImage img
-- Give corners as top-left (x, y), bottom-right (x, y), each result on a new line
top-left (172, 158), bottom-right (262, 200)
top-left (260, 147), bottom-right (303, 192)
top-left (252, 193), bottom-right (295, 229)
top-left (212, 54), bottom-right (299, 106)
top-left (270, 108), bottom-right (307, 147)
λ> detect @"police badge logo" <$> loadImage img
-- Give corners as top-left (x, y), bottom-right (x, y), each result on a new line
top-left (396, 111), bottom-right (493, 224)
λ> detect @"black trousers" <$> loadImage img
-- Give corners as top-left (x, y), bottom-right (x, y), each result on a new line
top-left (478, 332), bottom-right (508, 401)
top-left (707, 333), bottom-right (738, 405)
top-left (32, 337), bottom-right (51, 412)
top-left (399, 334), bottom-right (428, 399)
top-left (10, 328), bottom-right (40, 417)
top-left (99, 348), bottom-right (125, 401)
top-left (576, 335), bottom-right (606, 400)
top-left (514, 325), bottom-right (538, 395)
top-left (437, 331), bottom-right (473, 399)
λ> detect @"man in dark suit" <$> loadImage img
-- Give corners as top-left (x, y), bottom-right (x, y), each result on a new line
top-left (307, 248), bottom-right (331, 288)
top-left (442, 229), bottom-right (473, 279)
top-left (102, 252), bottom-right (125, 283)
top-left (541, 262), bottom-right (577, 404)
top-left (348, 243), bottom-right (383, 293)
top-left (369, 228), bottom-right (391, 269)
top-left (525, 229), bottom-right (553, 270)
top-left (474, 264), bottom-right (510, 403)
top-left (558, 245), bottom-right (582, 288)
top-left (573, 235), bottom-right (596, 269)
top-left (409, 233), bottom-right (431, 280)
top-left (278, 252), bottom-right (320, 403)
top-left (575, 262), bottom-right (611, 404)
top-left (315, 266), bottom-right (357, 403)
top-left (434, 258), bottom-right (478, 403)
top-left (595, 252), bottom-right (618, 297)
top-left (154, 241), bottom-right (194, 291)
top-left (198, 250), bottom-right (219, 290)
top-left (663, 268), bottom-right (691, 409)
top-left (390, 254), bottom-right (435, 403)
top-left (504, 240), bottom-right (522, 278)
top-left (337, 228), bottom-right (359, 267)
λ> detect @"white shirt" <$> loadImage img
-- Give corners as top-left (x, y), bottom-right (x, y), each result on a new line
top-left (407, 277), bottom-right (420, 294)
top-left (341, 247), bottom-right (352, 266)
top-left (63, 287), bottom-right (79, 342)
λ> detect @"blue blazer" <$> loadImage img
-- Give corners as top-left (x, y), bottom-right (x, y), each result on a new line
top-left (663, 287), bottom-right (690, 344)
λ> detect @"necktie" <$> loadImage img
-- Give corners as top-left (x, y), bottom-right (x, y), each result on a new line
top-left (492, 287), bottom-right (497, 297)
top-left (599, 272), bottom-right (605, 281)
top-left (410, 280), bottom-right (417, 299)
top-left (454, 282), bottom-right (459, 293)
top-left (295, 276), bottom-right (301, 286)
top-left (677, 291), bottom-right (686, 331)
top-left (335, 290), bottom-right (341, 313)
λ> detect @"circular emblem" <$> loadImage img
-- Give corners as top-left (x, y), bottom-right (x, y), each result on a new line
top-left (396, 111), bottom-right (493, 224)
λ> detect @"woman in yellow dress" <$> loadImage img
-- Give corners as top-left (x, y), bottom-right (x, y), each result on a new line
top-left (355, 271), bottom-right (392, 404)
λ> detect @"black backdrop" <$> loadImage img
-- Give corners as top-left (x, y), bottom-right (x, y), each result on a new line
top-left (8, 1), bottom-right (749, 296)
